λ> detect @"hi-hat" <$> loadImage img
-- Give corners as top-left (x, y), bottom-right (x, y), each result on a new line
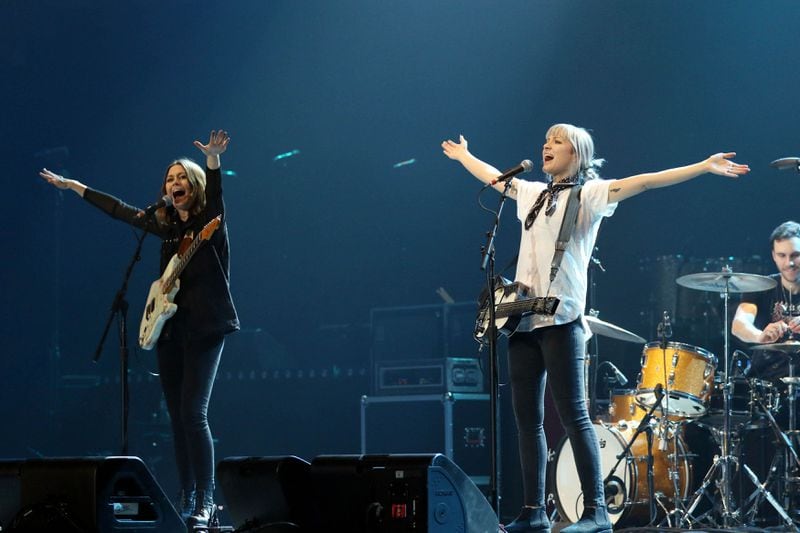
top-left (751, 340), bottom-right (800, 353)
top-left (676, 272), bottom-right (776, 293)
top-left (585, 315), bottom-right (646, 344)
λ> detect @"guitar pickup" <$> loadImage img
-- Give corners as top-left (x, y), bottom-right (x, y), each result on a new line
top-left (529, 296), bottom-right (560, 316)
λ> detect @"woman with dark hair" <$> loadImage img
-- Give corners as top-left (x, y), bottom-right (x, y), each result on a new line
top-left (40, 130), bottom-right (239, 528)
top-left (443, 124), bottom-right (748, 533)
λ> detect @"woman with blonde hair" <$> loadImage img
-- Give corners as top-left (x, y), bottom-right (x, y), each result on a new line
top-left (443, 123), bottom-right (748, 533)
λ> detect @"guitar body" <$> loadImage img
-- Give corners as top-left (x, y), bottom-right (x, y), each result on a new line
top-left (474, 278), bottom-right (560, 343)
top-left (139, 257), bottom-right (181, 350)
top-left (474, 279), bottom-right (530, 342)
top-left (137, 216), bottom-right (221, 350)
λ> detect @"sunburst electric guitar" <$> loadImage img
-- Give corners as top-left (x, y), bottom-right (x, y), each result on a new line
top-left (138, 216), bottom-right (221, 350)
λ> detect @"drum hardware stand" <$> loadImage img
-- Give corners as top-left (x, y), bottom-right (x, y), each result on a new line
top-left (604, 383), bottom-right (666, 525)
top-left (736, 379), bottom-right (796, 528)
top-left (680, 267), bottom-right (738, 528)
top-left (781, 355), bottom-right (800, 521)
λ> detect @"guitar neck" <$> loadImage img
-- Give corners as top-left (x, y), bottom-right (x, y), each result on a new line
top-left (495, 298), bottom-right (537, 319)
top-left (162, 235), bottom-right (204, 292)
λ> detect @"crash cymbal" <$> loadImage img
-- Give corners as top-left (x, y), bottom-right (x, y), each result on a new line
top-left (676, 272), bottom-right (776, 293)
top-left (585, 315), bottom-right (646, 344)
top-left (751, 340), bottom-right (800, 353)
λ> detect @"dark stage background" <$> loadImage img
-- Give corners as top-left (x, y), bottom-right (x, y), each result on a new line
top-left (3, 0), bottom-right (800, 520)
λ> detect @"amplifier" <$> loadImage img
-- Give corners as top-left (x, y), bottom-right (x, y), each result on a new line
top-left (360, 393), bottom-right (491, 487)
top-left (373, 357), bottom-right (484, 395)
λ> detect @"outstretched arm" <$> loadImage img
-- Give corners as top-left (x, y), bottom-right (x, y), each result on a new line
top-left (441, 135), bottom-right (512, 195)
top-left (608, 152), bottom-right (749, 203)
top-left (39, 168), bottom-right (87, 197)
top-left (193, 129), bottom-right (230, 170)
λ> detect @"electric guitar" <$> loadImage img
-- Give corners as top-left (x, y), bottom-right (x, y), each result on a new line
top-left (474, 278), bottom-right (560, 343)
top-left (138, 216), bottom-right (221, 350)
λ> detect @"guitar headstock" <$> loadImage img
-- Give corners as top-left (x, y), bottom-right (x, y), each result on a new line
top-left (200, 215), bottom-right (222, 241)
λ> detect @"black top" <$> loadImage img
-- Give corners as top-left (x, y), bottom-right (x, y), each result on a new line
top-left (740, 273), bottom-right (798, 379)
top-left (83, 166), bottom-right (240, 342)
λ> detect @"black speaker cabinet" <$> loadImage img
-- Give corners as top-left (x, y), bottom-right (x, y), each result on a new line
top-left (308, 453), bottom-right (497, 533)
top-left (216, 455), bottom-right (310, 531)
top-left (4, 456), bottom-right (184, 533)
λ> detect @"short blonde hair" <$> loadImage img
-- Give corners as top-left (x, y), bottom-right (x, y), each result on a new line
top-left (545, 123), bottom-right (604, 180)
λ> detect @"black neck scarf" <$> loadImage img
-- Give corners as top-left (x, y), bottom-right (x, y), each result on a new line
top-left (524, 174), bottom-right (584, 230)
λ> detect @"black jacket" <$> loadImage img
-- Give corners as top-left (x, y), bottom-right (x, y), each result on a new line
top-left (83, 167), bottom-right (240, 341)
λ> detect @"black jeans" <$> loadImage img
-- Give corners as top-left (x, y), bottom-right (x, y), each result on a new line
top-left (508, 319), bottom-right (604, 508)
top-left (158, 332), bottom-right (224, 494)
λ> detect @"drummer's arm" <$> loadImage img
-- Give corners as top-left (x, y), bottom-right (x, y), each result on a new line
top-left (732, 303), bottom-right (788, 343)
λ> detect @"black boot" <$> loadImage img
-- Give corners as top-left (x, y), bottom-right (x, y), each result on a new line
top-left (503, 506), bottom-right (551, 533)
top-left (176, 488), bottom-right (195, 522)
top-left (560, 505), bottom-right (612, 533)
top-left (186, 489), bottom-right (216, 529)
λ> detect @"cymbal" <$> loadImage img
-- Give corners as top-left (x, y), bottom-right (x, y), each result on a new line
top-left (585, 315), bottom-right (646, 344)
top-left (676, 272), bottom-right (776, 293)
top-left (751, 340), bottom-right (800, 353)
top-left (770, 157), bottom-right (800, 171)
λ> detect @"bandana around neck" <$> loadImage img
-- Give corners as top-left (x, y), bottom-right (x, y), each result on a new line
top-left (524, 174), bottom-right (583, 230)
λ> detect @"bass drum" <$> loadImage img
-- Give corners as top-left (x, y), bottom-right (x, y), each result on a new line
top-left (552, 422), bottom-right (692, 527)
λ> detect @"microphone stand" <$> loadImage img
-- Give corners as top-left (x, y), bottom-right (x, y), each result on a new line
top-left (479, 180), bottom-right (513, 514)
top-left (93, 225), bottom-right (150, 455)
top-left (604, 384), bottom-right (665, 523)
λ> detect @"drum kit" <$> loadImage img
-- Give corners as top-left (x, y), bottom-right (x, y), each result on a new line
top-left (551, 268), bottom-right (800, 530)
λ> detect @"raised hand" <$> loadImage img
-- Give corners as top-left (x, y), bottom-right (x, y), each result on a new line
top-left (441, 134), bottom-right (469, 161)
top-left (39, 168), bottom-right (70, 189)
top-left (193, 130), bottom-right (230, 157)
top-left (705, 152), bottom-right (750, 178)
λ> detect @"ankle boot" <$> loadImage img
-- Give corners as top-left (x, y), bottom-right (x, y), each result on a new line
top-left (560, 505), bottom-right (612, 533)
top-left (176, 488), bottom-right (195, 522)
top-left (186, 489), bottom-right (215, 528)
top-left (503, 506), bottom-right (551, 533)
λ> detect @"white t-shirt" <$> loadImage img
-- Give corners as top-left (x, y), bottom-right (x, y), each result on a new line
top-left (512, 177), bottom-right (618, 332)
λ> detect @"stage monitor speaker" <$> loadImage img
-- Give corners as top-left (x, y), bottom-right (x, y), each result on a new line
top-left (6, 456), bottom-right (184, 533)
top-left (0, 461), bottom-right (22, 530)
top-left (308, 453), bottom-right (497, 533)
top-left (217, 455), bottom-right (310, 532)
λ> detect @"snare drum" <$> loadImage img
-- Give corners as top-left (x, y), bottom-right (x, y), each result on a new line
top-left (704, 377), bottom-right (779, 428)
top-left (635, 342), bottom-right (716, 418)
top-left (553, 421), bottom-right (691, 527)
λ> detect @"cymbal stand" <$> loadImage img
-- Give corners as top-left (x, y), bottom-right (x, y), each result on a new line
top-left (680, 268), bottom-right (738, 528)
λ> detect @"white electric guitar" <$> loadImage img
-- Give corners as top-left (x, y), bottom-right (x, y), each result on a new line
top-left (138, 216), bottom-right (221, 350)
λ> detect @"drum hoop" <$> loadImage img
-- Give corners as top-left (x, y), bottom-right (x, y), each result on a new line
top-left (635, 389), bottom-right (708, 418)
top-left (643, 341), bottom-right (716, 362)
top-left (551, 422), bottom-right (636, 524)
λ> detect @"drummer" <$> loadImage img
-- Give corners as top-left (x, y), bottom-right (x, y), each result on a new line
top-left (732, 220), bottom-right (800, 380)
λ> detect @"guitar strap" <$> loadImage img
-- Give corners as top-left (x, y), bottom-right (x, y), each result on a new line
top-left (498, 184), bottom-right (583, 283)
top-left (549, 183), bottom-right (583, 283)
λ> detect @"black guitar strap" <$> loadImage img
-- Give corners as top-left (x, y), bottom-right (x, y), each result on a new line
top-left (549, 184), bottom-right (583, 283)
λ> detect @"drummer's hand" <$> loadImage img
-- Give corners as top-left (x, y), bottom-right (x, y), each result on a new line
top-left (786, 316), bottom-right (800, 334)
top-left (759, 321), bottom-right (789, 343)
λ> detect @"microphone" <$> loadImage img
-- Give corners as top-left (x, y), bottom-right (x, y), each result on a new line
top-left (606, 362), bottom-right (628, 386)
top-left (489, 159), bottom-right (533, 185)
top-left (662, 311), bottom-right (673, 339)
top-left (770, 157), bottom-right (800, 171)
top-left (141, 195), bottom-right (173, 217)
